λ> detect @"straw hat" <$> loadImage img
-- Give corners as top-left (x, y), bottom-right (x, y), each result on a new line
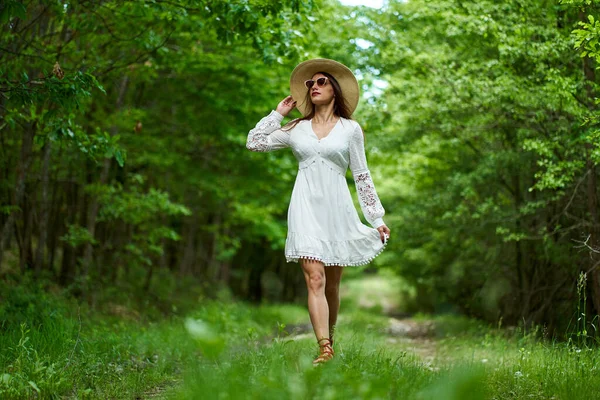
top-left (289, 58), bottom-right (360, 117)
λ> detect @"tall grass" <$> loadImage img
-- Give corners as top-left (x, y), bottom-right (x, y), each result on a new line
top-left (0, 278), bottom-right (199, 399)
top-left (0, 272), bottom-right (308, 399)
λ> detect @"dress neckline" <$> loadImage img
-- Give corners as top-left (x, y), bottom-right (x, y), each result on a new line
top-left (309, 117), bottom-right (341, 141)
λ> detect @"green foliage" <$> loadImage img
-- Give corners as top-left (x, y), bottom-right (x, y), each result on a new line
top-left (91, 175), bottom-right (191, 266)
top-left (199, 0), bottom-right (316, 62)
top-left (95, 176), bottom-right (191, 225)
top-left (572, 14), bottom-right (600, 59)
top-left (346, 0), bottom-right (600, 329)
top-left (0, 1), bottom-right (27, 23)
top-left (0, 274), bottom-right (70, 331)
top-left (0, 0), bottom-right (319, 288)
top-left (0, 63), bottom-right (120, 163)
top-left (59, 224), bottom-right (97, 248)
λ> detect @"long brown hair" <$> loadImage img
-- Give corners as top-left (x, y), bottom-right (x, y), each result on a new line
top-left (282, 71), bottom-right (354, 131)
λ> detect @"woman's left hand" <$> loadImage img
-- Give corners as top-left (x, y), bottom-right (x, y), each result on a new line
top-left (377, 224), bottom-right (390, 243)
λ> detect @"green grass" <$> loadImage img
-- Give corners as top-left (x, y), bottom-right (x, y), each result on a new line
top-left (428, 315), bottom-right (600, 399)
top-left (0, 289), bottom-right (198, 398)
top-left (2, 272), bottom-right (600, 399)
top-left (0, 273), bottom-right (307, 399)
top-left (169, 309), bottom-right (600, 400)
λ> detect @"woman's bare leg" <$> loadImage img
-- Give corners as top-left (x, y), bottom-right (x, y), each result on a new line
top-left (300, 259), bottom-right (329, 341)
top-left (325, 265), bottom-right (344, 343)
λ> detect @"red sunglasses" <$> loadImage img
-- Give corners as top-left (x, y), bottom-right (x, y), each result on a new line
top-left (304, 77), bottom-right (329, 89)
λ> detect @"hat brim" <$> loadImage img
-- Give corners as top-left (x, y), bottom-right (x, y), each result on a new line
top-left (289, 58), bottom-right (360, 117)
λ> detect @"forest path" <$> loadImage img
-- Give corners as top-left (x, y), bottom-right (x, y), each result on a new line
top-left (280, 272), bottom-right (441, 368)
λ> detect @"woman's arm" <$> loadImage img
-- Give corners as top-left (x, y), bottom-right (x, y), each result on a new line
top-left (348, 123), bottom-right (386, 229)
top-left (246, 96), bottom-right (297, 152)
top-left (246, 110), bottom-right (290, 152)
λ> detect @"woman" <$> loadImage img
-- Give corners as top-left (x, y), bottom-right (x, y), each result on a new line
top-left (246, 58), bottom-right (390, 365)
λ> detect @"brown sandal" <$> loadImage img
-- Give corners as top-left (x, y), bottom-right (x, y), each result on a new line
top-left (313, 337), bottom-right (334, 365)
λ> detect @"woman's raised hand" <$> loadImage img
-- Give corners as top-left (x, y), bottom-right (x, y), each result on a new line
top-left (276, 95), bottom-right (297, 117)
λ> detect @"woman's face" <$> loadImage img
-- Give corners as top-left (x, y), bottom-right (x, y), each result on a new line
top-left (309, 73), bottom-right (335, 106)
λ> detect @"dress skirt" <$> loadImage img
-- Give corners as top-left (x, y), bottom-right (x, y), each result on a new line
top-left (284, 155), bottom-right (388, 267)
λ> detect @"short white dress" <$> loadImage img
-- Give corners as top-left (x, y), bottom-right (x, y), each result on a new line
top-left (246, 110), bottom-right (388, 267)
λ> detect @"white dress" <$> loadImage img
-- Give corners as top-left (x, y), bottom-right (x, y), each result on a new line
top-left (246, 110), bottom-right (388, 267)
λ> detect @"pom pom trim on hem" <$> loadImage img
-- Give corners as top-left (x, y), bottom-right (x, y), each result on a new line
top-left (285, 236), bottom-right (388, 267)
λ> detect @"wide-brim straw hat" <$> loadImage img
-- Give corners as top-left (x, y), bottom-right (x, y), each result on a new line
top-left (289, 58), bottom-right (360, 117)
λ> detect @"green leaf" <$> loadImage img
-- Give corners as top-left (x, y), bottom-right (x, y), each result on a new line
top-left (115, 149), bottom-right (125, 167)
top-left (0, 1), bottom-right (27, 23)
top-left (28, 380), bottom-right (40, 393)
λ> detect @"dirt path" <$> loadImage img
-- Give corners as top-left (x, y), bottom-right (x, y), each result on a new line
top-left (277, 274), bottom-right (441, 368)
top-left (278, 314), bottom-right (440, 370)
top-left (347, 273), bottom-right (441, 366)
top-left (385, 317), bottom-right (439, 370)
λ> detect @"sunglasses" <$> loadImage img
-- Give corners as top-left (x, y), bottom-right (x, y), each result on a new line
top-left (304, 77), bottom-right (329, 89)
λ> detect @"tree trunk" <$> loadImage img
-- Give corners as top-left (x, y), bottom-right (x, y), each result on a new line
top-left (81, 75), bottom-right (129, 283)
top-left (580, 9), bottom-right (600, 315)
top-left (20, 194), bottom-right (34, 272)
top-left (34, 140), bottom-right (52, 275)
top-left (0, 121), bottom-right (36, 268)
top-left (585, 148), bottom-right (600, 313)
top-left (47, 176), bottom-right (63, 278)
top-left (179, 215), bottom-right (197, 277)
top-left (209, 213), bottom-right (222, 282)
top-left (144, 261), bottom-right (154, 292)
top-left (59, 180), bottom-right (78, 286)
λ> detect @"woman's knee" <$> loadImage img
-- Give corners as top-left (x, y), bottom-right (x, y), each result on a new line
top-left (306, 271), bottom-right (325, 292)
top-left (301, 260), bottom-right (326, 292)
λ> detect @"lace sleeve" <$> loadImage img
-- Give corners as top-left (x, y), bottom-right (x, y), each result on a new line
top-left (246, 110), bottom-right (291, 152)
top-left (348, 123), bottom-right (386, 229)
